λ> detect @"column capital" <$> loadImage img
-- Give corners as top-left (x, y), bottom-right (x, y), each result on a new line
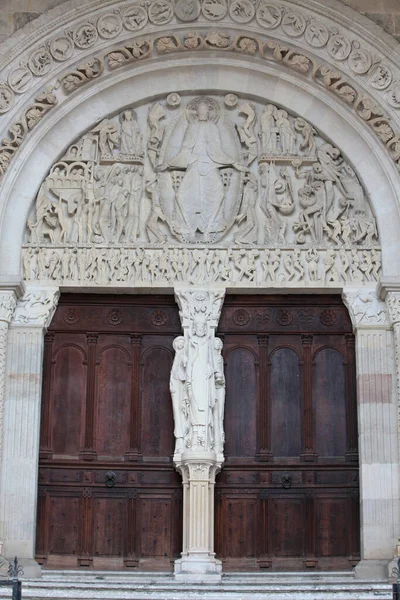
top-left (0, 279), bottom-right (25, 325)
top-left (11, 285), bottom-right (60, 329)
top-left (342, 286), bottom-right (390, 330)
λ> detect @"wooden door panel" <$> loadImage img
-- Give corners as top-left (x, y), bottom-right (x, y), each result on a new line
top-left (270, 495), bottom-right (306, 557)
top-left (270, 347), bottom-right (302, 457)
top-left (315, 496), bottom-right (349, 557)
top-left (313, 348), bottom-right (347, 458)
top-left (93, 495), bottom-right (126, 557)
top-left (52, 344), bottom-right (86, 456)
top-left (220, 494), bottom-right (258, 558)
top-left (138, 495), bottom-right (172, 557)
top-left (224, 346), bottom-right (257, 458)
top-left (95, 342), bottom-right (132, 457)
top-left (140, 345), bottom-right (174, 458)
top-left (48, 494), bottom-right (80, 556)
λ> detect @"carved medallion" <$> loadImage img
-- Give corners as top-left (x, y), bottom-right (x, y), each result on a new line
top-left (282, 10), bottom-right (306, 37)
top-left (229, 0), bottom-right (256, 23)
top-left (0, 85), bottom-right (14, 114)
top-left (327, 34), bottom-right (351, 60)
top-left (304, 20), bottom-right (329, 48)
top-left (224, 93), bottom-right (239, 107)
top-left (256, 2), bottom-right (282, 29)
top-left (73, 23), bottom-right (98, 49)
top-left (276, 308), bottom-right (293, 326)
top-left (232, 309), bottom-right (250, 326)
top-left (8, 67), bottom-right (32, 94)
top-left (106, 308), bottom-right (123, 326)
top-left (175, 0), bottom-right (201, 22)
top-left (319, 309), bottom-right (337, 327)
top-left (368, 65), bottom-right (392, 90)
top-left (122, 5), bottom-right (148, 30)
top-left (150, 309), bottom-right (168, 326)
top-left (63, 307), bottom-right (80, 325)
top-left (386, 83), bottom-right (400, 109)
top-left (97, 13), bottom-right (123, 39)
top-left (348, 44), bottom-right (372, 75)
top-left (29, 47), bottom-right (53, 76)
top-left (148, 1), bottom-right (174, 25)
top-left (202, 0), bottom-right (228, 20)
top-left (50, 36), bottom-right (74, 61)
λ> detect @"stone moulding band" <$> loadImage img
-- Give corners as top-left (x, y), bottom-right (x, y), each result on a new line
top-left (1, 25), bottom-right (400, 184)
top-left (21, 244), bottom-right (382, 286)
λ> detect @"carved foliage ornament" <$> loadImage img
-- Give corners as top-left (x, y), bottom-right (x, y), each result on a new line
top-left (24, 94), bottom-right (379, 257)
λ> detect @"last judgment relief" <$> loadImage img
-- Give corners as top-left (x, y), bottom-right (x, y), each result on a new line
top-left (23, 93), bottom-right (381, 286)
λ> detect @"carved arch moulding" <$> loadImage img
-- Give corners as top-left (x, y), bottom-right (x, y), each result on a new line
top-left (21, 91), bottom-right (381, 289)
top-left (1, 0), bottom-right (400, 187)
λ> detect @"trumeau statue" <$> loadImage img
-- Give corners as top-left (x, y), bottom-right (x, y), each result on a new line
top-left (23, 92), bottom-right (381, 286)
top-left (171, 290), bottom-right (225, 460)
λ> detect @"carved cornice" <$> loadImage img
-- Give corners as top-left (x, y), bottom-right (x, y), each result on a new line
top-left (1, 1), bottom-right (400, 185)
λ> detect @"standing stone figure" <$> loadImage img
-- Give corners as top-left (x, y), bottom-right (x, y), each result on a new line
top-left (170, 336), bottom-right (189, 455)
top-left (172, 290), bottom-right (226, 456)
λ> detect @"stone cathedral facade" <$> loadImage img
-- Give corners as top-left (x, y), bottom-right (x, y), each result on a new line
top-left (0, 0), bottom-right (400, 597)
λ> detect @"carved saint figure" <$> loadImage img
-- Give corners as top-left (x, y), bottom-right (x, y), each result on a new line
top-left (158, 99), bottom-right (246, 241)
top-left (261, 104), bottom-right (278, 154)
top-left (170, 336), bottom-right (190, 455)
top-left (119, 110), bottom-right (142, 156)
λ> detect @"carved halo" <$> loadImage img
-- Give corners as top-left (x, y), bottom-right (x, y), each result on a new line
top-left (186, 97), bottom-right (220, 123)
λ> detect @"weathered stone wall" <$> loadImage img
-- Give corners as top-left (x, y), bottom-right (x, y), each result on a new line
top-left (0, 0), bottom-right (400, 44)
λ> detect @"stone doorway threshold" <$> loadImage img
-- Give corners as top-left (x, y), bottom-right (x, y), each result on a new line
top-left (0, 570), bottom-right (392, 600)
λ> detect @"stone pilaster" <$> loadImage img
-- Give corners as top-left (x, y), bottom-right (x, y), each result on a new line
top-left (172, 287), bottom-right (225, 580)
top-left (0, 285), bottom-right (59, 574)
top-left (0, 281), bottom-right (24, 557)
top-left (343, 286), bottom-right (400, 579)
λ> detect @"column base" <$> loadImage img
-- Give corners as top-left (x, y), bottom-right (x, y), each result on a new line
top-left (174, 553), bottom-right (222, 582)
top-left (354, 559), bottom-right (390, 579)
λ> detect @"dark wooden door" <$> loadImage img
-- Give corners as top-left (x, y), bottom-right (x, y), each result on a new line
top-left (36, 294), bottom-right (183, 570)
top-left (215, 295), bottom-right (360, 571)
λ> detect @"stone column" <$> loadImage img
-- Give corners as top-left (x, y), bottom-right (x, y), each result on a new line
top-left (172, 287), bottom-right (225, 581)
top-left (0, 285), bottom-right (59, 576)
top-left (0, 281), bottom-right (24, 557)
top-left (343, 286), bottom-right (400, 579)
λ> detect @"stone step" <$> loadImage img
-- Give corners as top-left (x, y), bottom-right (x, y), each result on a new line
top-left (0, 572), bottom-right (393, 600)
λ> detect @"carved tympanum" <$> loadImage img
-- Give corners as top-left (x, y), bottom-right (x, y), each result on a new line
top-left (23, 93), bottom-right (380, 286)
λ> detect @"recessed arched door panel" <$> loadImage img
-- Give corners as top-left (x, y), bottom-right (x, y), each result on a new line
top-left (313, 348), bottom-right (347, 458)
top-left (141, 345), bottom-right (174, 458)
top-left (52, 343), bottom-right (86, 456)
top-left (95, 342), bottom-right (132, 458)
top-left (270, 347), bottom-right (302, 458)
top-left (224, 346), bottom-right (257, 458)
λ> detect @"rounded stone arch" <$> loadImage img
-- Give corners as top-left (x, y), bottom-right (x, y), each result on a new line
top-left (0, 2), bottom-right (400, 581)
top-left (0, 0), bottom-right (399, 283)
top-left (0, 56), bottom-right (398, 280)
